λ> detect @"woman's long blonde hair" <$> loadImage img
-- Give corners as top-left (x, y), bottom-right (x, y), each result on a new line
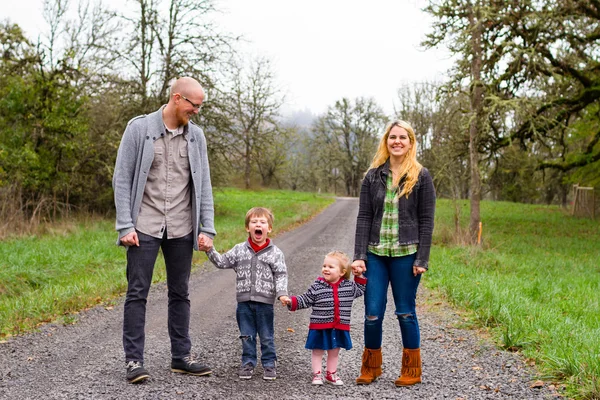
top-left (369, 120), bottom-right (422, 198)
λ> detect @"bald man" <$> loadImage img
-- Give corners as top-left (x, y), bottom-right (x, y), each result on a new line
top-left (113, 77), bottom-right (215, 383)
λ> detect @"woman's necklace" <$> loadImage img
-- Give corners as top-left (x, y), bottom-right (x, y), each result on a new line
top-left (390, 166), bottom-right (402, 180)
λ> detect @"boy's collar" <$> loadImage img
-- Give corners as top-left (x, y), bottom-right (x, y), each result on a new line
top-left (248, 237), bottom-right (270, 252)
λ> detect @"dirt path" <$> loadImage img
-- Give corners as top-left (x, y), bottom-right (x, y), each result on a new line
top-left (0, 198), bottom-right (555, 399)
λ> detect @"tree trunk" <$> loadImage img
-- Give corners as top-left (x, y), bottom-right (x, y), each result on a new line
top-left (468, 4), bottom-right (484, 244)
top-left (244, 136), bottom-right (251, 189)
top-left (138, 0), bottom-right (151, 109)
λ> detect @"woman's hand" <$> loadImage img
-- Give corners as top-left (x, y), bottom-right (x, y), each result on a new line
top-left (413, 266), bottom-right (427, 276)
top-left (351, 259), bottom-right (366, 276)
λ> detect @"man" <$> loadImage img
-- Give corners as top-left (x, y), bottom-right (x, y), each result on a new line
top-left (113, 77), bottom-right (215, 383)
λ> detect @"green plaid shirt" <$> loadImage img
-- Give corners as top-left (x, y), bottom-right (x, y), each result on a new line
top-left (368, 174), bottom-right (418, 257)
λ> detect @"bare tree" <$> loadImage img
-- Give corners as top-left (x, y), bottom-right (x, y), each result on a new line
top-left (256, 126), bottom-right (299, 188)
top-left (114, 0), bottom-right (235, 110)
top-left (222, 56), bottom-right (284, 189)
top-left (312, 97), bottom-right (387, 196)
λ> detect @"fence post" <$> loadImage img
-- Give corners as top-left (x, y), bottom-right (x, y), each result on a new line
top-left (572, 185), bottom-right (579, 216)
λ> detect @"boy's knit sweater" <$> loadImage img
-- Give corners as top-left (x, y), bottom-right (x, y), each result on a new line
top-left (289, 276), bottom-right (367, 331)
top-left (206, 240), bottom-right (288, 305)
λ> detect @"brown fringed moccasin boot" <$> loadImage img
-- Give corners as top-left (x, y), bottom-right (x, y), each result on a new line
top-left (394, 348), bottom-right (422, 386)
top-left (356, 347), bottom-right (382, 385)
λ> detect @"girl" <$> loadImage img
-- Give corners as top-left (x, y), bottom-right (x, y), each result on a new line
top-left (284, 251), bottom-right (366, 385)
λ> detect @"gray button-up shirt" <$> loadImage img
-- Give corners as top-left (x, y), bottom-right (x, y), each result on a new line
top-left (136, 124), bottom-right (193, 239)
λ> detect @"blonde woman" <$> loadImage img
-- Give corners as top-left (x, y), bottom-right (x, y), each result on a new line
top-left (351, 120), bottom-right (436, 387)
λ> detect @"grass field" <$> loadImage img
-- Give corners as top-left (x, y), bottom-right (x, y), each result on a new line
top-left (427, 199), bottom-right (600, 399)
top-left (1, 192), bottom-right (598, 397)
top-left (0, 188), bottom-right (334, 338)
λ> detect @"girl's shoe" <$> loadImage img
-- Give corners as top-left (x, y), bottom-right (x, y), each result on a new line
top-left (312, 371), bottom-right (324, 385)
top-left (325, 370), bottom-right (344, 386)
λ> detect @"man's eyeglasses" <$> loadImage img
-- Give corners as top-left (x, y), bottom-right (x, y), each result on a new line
top-left (179, 94), bottom-right (202, 110)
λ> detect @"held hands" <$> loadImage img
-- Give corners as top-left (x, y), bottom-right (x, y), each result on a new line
top-left (351, 259), bottom-right (366, 277)
top-left (279, 296), bottom-right (291, 306)
top-left (198, 233), bottom-right (213, 251)
top-left (413, 266), bottom-right (427, 276)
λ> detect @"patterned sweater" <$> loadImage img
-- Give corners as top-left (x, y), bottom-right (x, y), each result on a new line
top-left (288, 276), bottom-right (367, 331)
top-left (206, 240), bottom-right (288, 305)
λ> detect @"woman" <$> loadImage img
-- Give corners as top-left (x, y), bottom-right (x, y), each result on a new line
top-left (351, 120), bottom-right (436, 386)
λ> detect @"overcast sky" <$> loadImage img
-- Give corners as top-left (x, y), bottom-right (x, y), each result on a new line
top-left (3, 0), bottom-right (452, 116)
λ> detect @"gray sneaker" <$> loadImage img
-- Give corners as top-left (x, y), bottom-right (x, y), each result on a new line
top-left (263, 365), bottom-right (276, 380)
top-left (126, 361), bottom-right (149, 384)
top-left (239, 363), bottom-right (254, 379)
top-left (171, 355), bottom-right (212, 376)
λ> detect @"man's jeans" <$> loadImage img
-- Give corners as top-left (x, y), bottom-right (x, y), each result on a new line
top-left (236, 301), bottom-right (276, 367)
top-left (123, 230), bottom-right (194, 362)
top-left (363, 252), bottom-right (421, 349)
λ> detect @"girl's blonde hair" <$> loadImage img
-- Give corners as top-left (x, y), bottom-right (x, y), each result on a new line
top-left (326, 250), bottom-right (351, 280)
top-left (369, 120), bottom-right (422, 198)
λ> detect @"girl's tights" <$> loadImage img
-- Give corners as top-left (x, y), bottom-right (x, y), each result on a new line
top-left (311, 348), bottom-right (340, 373)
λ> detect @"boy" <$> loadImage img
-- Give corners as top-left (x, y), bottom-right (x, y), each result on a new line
top-left (206, 207), bottom-right (289, 380)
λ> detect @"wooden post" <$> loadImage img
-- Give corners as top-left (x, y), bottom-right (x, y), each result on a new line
top-left (572, 185), bottom-right (579, 216)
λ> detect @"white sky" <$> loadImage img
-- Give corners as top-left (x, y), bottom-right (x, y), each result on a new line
top-left (3, 0), bottom-right (452, 116)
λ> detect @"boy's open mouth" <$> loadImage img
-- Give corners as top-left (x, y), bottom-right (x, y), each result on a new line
top-left (252, 228), bottom-right (264, 242)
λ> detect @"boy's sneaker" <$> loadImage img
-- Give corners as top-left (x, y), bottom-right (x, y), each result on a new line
top-left (325, 370), bottom-right (343, 386)
top-left (171, 355), bottom-right (212, 376)
top-left (238, 363), bottom-right (254, 379)
top-left (312, 371), bottom-right (324, 385)
top-left (126, 361), bottom-right (149, 384)
top-left (263, 365), bottom-right (277, 380)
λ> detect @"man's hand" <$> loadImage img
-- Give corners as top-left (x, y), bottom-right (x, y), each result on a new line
top-left (351, 259), bottom-right (366, 276)
top-left (198, 233), bottom-right (213, 251)
top-left (120, 231), bottom-right (139, 247)
top-left (279, 296), bottom-right (291, 306)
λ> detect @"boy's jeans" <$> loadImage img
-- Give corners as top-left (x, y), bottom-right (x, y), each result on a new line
top-left (363, 252), bottom-right (421, 349)
top-left (236, 301), bottom-right (276, 367)
top-left (123, 230), bottom-right (194, 362)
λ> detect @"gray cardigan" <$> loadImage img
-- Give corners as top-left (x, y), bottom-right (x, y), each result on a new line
top-left (112, 107), bottom-right (216, 249)
top-left (206, 241), bottom-right (288, 305)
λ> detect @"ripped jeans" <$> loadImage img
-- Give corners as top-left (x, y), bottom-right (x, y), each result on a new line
top-left (363, 252), bottom-right (421, 349)
top-left (236, 301), bottom-right (276, 367)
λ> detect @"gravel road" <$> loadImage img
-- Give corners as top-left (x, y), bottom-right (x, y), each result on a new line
top-left (0, 198), bottom-right (557, 399)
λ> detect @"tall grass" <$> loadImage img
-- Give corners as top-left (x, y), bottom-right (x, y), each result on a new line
top-left (428, 199), bottom-right (600, 399)
top-left (0, 188), bottom-right (334, 338)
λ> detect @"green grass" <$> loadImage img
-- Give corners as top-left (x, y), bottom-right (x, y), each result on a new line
top-left (3, 191), bottom-right (597, 397)
top-left (427, 199), bottom-right (600, 399)
top-left (0, 188), bottom-right (334, 338)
